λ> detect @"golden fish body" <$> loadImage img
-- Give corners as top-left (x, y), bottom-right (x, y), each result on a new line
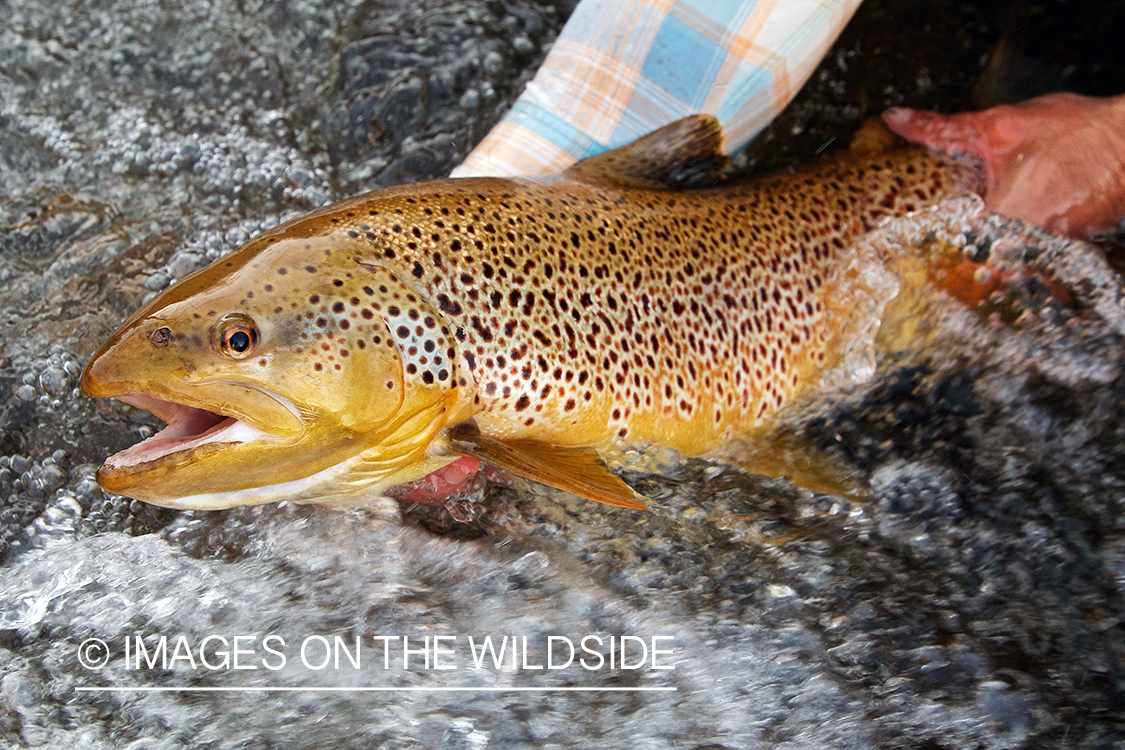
top-left (82, 117), bottom-right (972, 509)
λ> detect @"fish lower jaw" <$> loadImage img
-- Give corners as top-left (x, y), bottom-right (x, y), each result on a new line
top-left (133, 452), bottom-right (380, 510)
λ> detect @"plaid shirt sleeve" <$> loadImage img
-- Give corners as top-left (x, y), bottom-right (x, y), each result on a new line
top-left (452, 0), bottom-right (863, 178)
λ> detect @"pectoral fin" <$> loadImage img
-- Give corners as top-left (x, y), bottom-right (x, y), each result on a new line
top-left (565, 115), bottom-right (729, 190)
top-left (443, 423), bottom-right (646, 510)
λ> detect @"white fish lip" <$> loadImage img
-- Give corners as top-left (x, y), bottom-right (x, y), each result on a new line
top-left (104, 392), bottom-right (268, 471)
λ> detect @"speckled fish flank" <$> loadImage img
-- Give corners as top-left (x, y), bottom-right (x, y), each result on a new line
top-left (82, 116), bottom-right (977, 510)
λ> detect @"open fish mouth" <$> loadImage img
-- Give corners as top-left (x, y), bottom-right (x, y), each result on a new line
top-left (104, 392), bottom-right (267, 471)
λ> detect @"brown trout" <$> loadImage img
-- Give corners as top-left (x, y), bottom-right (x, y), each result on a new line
top-left (82, 116), bottom-right (977, 510)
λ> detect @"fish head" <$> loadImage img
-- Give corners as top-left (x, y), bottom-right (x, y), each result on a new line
top-left (82, 228), bottom-right (471, 509)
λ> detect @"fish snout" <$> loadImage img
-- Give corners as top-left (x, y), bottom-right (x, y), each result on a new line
top-left (81, 344), bottom-right (124, 399)
top-left (81, 316), bottom-right (182, 399)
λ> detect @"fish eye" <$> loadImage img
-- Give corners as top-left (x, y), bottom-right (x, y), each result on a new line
top-left (215, 315), bottom-right (259, 359)
top-left (228, 329), bottom-right (251, 352)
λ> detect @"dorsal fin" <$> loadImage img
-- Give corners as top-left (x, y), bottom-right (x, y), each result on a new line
top-left (565, 115), bottom-right (729, 189)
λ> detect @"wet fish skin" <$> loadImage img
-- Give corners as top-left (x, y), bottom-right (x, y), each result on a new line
top-left (82, 116), bottom-right (974, 510)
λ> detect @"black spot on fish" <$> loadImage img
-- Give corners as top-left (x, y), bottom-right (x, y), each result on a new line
top-left (437, 294), bottom-right (462, 316)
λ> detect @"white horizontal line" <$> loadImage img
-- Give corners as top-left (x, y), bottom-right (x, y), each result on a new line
top-left (75, 686), bottom-right (677, 693)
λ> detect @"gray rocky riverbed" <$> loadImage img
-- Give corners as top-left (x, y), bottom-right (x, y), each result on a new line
top-left (1, 0), bottom-right (1124, 748)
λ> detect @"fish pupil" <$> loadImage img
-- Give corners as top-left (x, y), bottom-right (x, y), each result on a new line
top-left (229, 330), bottom-right (250, 352)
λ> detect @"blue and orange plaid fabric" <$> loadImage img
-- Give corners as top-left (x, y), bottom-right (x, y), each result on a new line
top-left (453, 0), bottom-right (863, 178)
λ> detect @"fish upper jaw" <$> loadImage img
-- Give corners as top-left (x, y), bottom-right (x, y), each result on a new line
top-left (101, 391), bottom-right (273, 473)
top-left (85, 368), bottom-right (305, 430)
top-left (83, 343), bottom-right (311, 497)
top-left (82, 334), bottom-right (307, 439)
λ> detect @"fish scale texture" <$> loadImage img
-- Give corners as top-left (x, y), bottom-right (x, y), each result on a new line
top-left (248, 149), bottom-right (960, 455)
top-left (2, 0), bottom-right (1125, 749)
